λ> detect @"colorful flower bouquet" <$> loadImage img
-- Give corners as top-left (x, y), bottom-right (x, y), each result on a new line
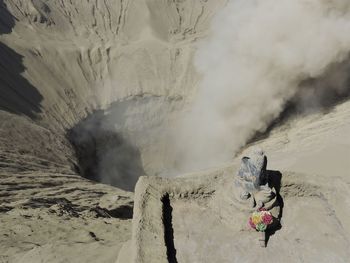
top-left (248, 208), bottom-right (274, 247)
top-left (248, 209), bottom-right (273, 232)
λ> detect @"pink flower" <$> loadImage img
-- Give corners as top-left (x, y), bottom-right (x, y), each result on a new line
top-left (261, 212), bottom-right (273, 225)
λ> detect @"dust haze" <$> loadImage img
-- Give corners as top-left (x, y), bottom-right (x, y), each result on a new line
top-left (172, 0), bottom-right (350, 172)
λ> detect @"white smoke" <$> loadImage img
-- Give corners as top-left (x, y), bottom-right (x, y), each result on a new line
top-left (173, 0), bottom-right (350, 172)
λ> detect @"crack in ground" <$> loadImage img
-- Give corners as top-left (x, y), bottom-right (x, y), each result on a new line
top-left (162, 193), bottom-right (178, 263)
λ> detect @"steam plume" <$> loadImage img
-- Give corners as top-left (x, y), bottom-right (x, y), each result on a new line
top-left (173, 0), bottom-right (350, 172)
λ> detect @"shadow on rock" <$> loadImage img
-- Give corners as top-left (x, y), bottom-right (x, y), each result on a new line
top-left (249, 57), bottom-right (350, 144)
top-left (0, 0), bottom-right (15, 35)
top-left (93, 205), bottom-right (133, 220)
top-left (266, 170), bottom-right (284, 246)
top-left (0, 1), bottom-right (43, 118)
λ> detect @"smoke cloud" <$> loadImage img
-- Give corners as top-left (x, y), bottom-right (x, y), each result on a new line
top-left (173, 0), bottom-right (350, 172)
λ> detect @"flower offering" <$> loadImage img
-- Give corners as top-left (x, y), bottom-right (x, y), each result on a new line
top-left (248, 209), bottom-right (273, 232)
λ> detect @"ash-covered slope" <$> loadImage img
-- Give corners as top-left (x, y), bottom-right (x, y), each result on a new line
top-left (0, 0), bottom-right (225, 179)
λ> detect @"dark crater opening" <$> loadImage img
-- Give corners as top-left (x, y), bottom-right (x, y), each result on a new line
top-left (68, 107), bottom-right (146, 192)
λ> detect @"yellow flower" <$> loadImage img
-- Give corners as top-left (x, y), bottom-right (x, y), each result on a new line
top-left (251, 212), bottom-right (262, 225)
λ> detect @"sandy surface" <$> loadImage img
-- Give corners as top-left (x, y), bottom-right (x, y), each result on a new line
top-left (0, 171), bottom-right (134, 263)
